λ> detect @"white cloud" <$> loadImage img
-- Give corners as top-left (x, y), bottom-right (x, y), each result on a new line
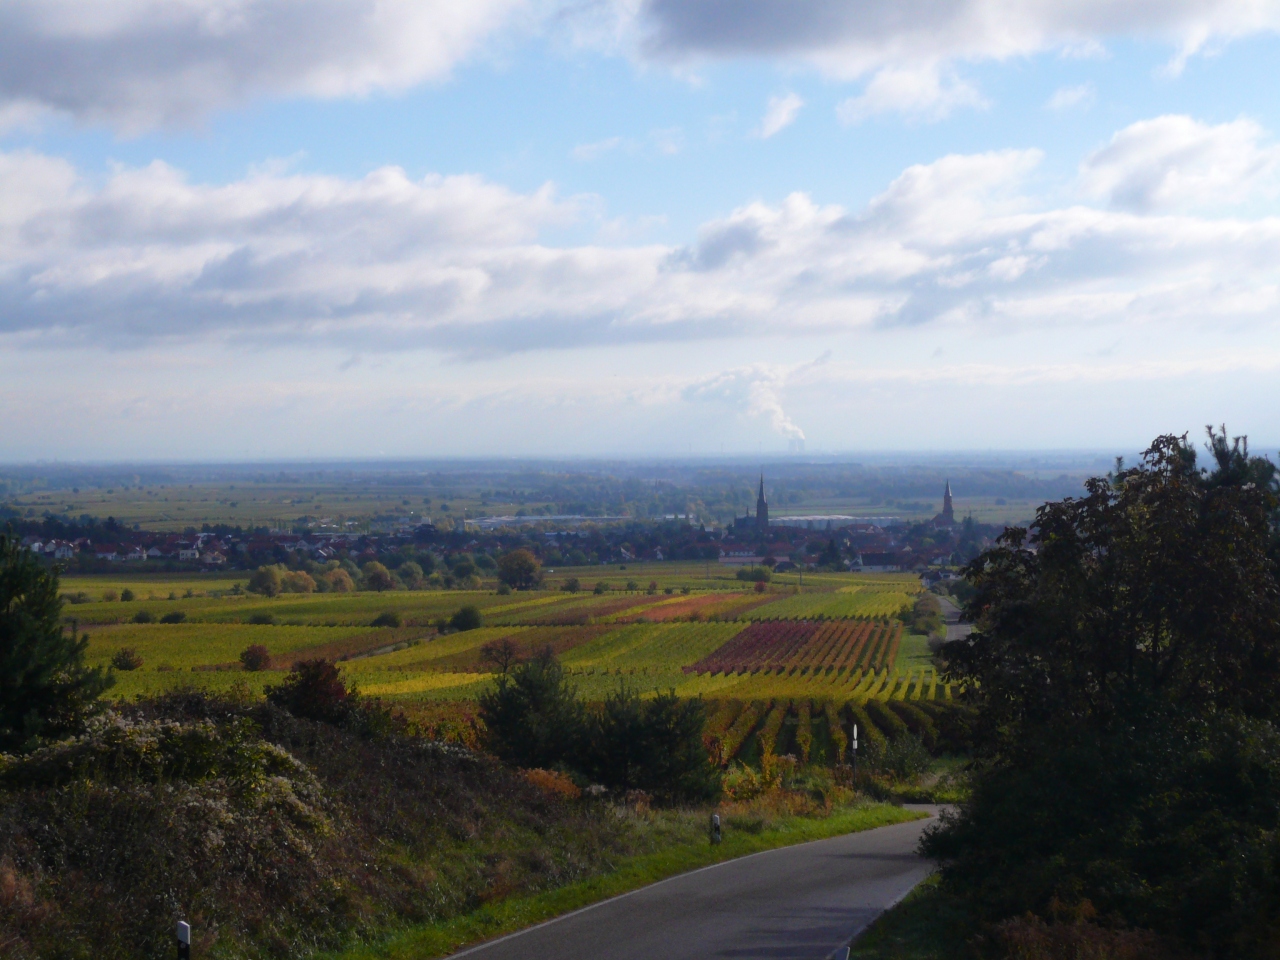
top-left (1046, 83), bottom-right (1095, 110)
top-left (836, 65), bottom-right (985, 123)
top-left (572, 136), bottom-right (625, 161)
top-left (5, 121), bottom-right (1280, 359)
top-left (0, 0), bottom-right (526, 131)
top-left (638, 0), bottom-right (1280, 73)
top-left (1080, 115), bottom-right (1280, 211)
top-left (756, 93), bottom-right (804, 138)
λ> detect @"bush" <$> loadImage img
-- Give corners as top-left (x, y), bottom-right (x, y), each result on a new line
top-left (496, 582), bottom-right (511, 595)
top-left (282, 570), bottom-right (317, 594)
top-left (865, 733), bottom-right (931, 782)
top-left (371, 611), bottom-right (402, 628)
top-left (523, 768), bottom-right (581, 801)
top-left (626, 580), bottom-right (638, 591)
top-left (361, 562), bottom-right (395, 592)
top-left (562, 577), bottom-right (581, 593)
top-left (240, 644), bottom-right (271, 672)
top-left (101, 589), bottom-right (119, 602)
top-left (159, 610), bottom-right (186, 624)
top-left (754, 580), bottom-right (766, 593)
top-left (450, 605), bottom-right (483, 631)
top-left (119, 588), bottom-right (135, 602)
top-left (592, 581), bottom-right (608, 595)
top-left (735, 567), bottom-right (771, 583)
top-left (247, 612), bottom-right (275, 625)
top-left (110, 648), bottom-right (143, 671)
top-left (266, 659), bottom-right (353, 724)
top-left (131, 610), bottom-right (154, 624)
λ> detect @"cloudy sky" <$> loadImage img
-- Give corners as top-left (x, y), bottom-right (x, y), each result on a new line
top-left (5, 0), bottom-right (1280, 459)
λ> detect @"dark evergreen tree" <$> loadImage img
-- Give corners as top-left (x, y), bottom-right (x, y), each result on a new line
top-left (0, 535), bottom-right (111, 751)
top-left (478, 648), bottom-right (584, 770)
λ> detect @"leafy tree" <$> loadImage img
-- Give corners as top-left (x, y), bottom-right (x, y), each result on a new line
top-left (240, 644), bottom-right (271, 671)
top-left (497, 549), bottom-right (541, 590)
top-left (592, 581), bottom-right (608, 595)
top-left (479, 648), bottom-right (584, 770)
top-left (322, 568), bottom-right (355, 593)
top-left (266, 659), bottom-right (352, 724)
top-left (247, 565), bottom-right (283, 597)
top-left (371, 611), bottom-right (401, 628)
top-left (281, 570), bottom-right (316, 594)
top-left (924, 431), bottom-right (1280, 956)
top-left (562, 577), bottom-right (580, 593)
top-left (361, 562), bottom-right (395, 593)
top-left (0, 536), bottom-right (111, 751)
top-left (449, 605), bottom-right (483, 631)
top-left (119, 588), bottom-right (135, 602)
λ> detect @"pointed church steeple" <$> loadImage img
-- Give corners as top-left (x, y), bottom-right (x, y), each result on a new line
top-left (756, 473), bottom-right (769, 534)
top-left (942, 480), bottom-right (954, 524)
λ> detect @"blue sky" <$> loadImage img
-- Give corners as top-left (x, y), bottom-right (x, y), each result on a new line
top-left (4, 1), bottom-right (1280, 459)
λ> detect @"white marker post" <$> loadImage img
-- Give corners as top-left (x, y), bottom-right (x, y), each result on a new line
top-left (851, 724), bottom-right (858, 777)
top-left (710, 813), bottom-right (722, 845)
top-left (177, 920), bottom-right (191, 960)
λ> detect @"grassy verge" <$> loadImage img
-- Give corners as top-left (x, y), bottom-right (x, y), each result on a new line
top-left (850, 875), bottom-right (971, 960)
top-left (325, 802), bottom-right (923, 960)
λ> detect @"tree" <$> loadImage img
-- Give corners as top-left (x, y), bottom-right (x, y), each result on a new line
top-left (585, 686), bottom-right (721, 804)
top-left (480, 637), bottom-right (523, 674)
top-left (266, 659), bottom-right (352, 723)
top-left (449, 605), bottom-right (483, 631)
top-left (924, 431), bottom-right (1280, 956)
top-left (0, 536), bottom-right (111, 751)
top-left (497, 549), bottom-right (541, 590)
top-left (281, 570), bottom-right (316, 594)
top-left (240, 644), bottom-right (271, 671)
top-left (361, 562), bottom-right (395, 593)
top-left (478, 648), bottom-right (584, 769)
top-left (562, 577), bottom-right (580, 593)
top-left (247, 565), bottom-right (283, 597)
top-left (322, 568), bottom-right (355, 593)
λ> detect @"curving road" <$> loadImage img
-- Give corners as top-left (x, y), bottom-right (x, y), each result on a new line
top-left (451, 806), bottom-right (939, 960)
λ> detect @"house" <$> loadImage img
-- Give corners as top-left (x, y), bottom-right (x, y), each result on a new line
top-left (95, 548), bottom-right (118, 562)
top-left (719, 549), bottom-right (764, 566)
top-left (178, 547), bottom-right (201, 561)
top-left (200, 551), bottom-right (226, 566)
top-left (147, 546), bottom-right (165, 559)
top-left (124, 546), bottom-right (148, 561)
top-left (856, 552), bottom-right (902, 572)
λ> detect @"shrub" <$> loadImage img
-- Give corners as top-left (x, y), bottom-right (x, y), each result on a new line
top-left (647, 581), bottom-right (658, 594)
top-left (159, 611), bottom-right (186, 624)
top-left (119, 588), bottom-right (135, 602)
top-left (65, 591), bottom-right (91, 604)
top-left (865, 733), bottom-right (931, 782)
top-left (735, 567), bottom-right (771, 583)
top-left (265, 659), bottom-right (352, 724)
top-left (754, 580), bottom-right (766, 594)
top-left (110, 648), bottom-right (143, 671)
top-left (131, 610), bottom-right (154, 624)
top-left (101, 589), bottom-right (119, 602)
top-left (592, 581), bottom-right (608, 595)
top-left (626, 580), bottom-right (638, 591)
top-left (240, 644), bottom-right (271, 672)
top-left (247, 612), bottom-right (275, 625)
top-left (523, 768), bottom-right (581, 801)
top-left (496, 582), bottom-right (512, 595)
top-left (371, 611), bottom-right (402, 628)
top-left (562, 577), bottom-right (581, 593)
top-left (449, 605), bottom-right (483, 632)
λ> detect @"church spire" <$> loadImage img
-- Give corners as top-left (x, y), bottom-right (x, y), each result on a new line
top-left (756, 473), bottom-right (769, 533)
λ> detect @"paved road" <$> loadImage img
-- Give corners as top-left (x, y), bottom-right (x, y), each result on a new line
top-left (452, 806), bottom-right (939, 960)
top-left (936, 596), bottom-right (972, 642)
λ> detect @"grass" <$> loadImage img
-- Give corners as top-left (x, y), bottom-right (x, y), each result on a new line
top-left (848, 875), bottom-right (970, 960)
top-left (323, 802), bottom-right (925, 960)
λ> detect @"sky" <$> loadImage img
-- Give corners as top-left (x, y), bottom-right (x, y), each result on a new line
top-left (5, 1), bottom-right (1280, 460)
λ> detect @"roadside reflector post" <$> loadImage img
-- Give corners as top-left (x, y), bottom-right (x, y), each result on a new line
top-left (710, 813), bottom-right (722, 845)
top-left (177, 920), bottom-right (191, 960)
top-left (851, 724), bottom-right (858, 777)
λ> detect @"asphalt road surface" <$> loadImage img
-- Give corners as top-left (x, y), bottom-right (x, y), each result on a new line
top-left (937, 596), bottom-right (972, 642)
top-left (452, 806), bottom-right (939, 960)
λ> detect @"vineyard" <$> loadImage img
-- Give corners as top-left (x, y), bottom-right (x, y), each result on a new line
top-left (72, 568), bottom-right (957, 762)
